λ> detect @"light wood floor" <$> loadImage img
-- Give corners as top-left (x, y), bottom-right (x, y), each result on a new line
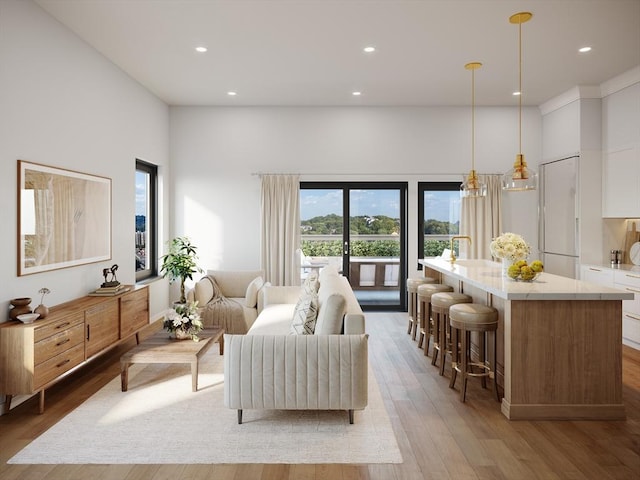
top-left (1, 312), bottom-right (639, 479)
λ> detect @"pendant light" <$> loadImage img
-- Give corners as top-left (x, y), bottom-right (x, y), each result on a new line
top-left (460, 62), bottom-right (487, 198)
top-left (502, 11), bottom-right (537, 191)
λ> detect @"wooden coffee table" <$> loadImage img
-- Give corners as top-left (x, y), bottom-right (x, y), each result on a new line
top-left (120, 327), bottom-right (224, 392)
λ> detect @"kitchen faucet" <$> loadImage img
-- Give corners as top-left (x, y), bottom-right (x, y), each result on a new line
top-left (449, 236), bottom-right (472, 263)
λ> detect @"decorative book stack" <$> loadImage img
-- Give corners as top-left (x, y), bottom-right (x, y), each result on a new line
top-left (89, 284), bottom-right (131, 296)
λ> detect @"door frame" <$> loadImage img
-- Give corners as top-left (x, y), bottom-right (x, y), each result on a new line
top-left (300, 181), bottom-right (407, 311)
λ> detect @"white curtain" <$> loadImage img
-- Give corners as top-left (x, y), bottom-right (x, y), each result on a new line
top-left (460, 175), bottom-right (502, 259)
top-left (260, 174), bottom-right (301, 286)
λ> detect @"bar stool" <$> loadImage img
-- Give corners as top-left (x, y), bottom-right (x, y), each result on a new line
top-left (430, 292), bottom-right (472, 375)
top-left (407, 277), bottom-right (436, 340)
top-left (448, 303), bottom-right (500, 403)
top-left (417, 283), bottom-right (453, 355)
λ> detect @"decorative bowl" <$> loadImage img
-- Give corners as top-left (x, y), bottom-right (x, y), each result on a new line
top-left (514, 272), bottom-right (541, 282)
top-left (17, 313), bottom-right (40, 324)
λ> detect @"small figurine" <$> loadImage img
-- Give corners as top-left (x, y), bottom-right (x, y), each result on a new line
top-left (101, 264), bottom-right (120, 287)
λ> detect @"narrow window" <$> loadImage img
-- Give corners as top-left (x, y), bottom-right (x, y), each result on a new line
top-left (135, 160), bottom-right (157, 281)
top-left (418, 182), bottom-right (460, 268)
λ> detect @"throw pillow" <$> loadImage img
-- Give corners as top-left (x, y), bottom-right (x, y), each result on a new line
top-left (289, 293), bottom-right (319, 335)
top-left (194, 276), bottom-right (217, 304)
top-left (302, 271), bottom-right (320, 295)
top-left (244, 276), bottom-right (265, 308)
top-left (314, 293), bottom-right (346, 335)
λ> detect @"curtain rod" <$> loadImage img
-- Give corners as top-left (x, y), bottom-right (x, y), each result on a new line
top-left (251, 172), bottom-right (502, 176)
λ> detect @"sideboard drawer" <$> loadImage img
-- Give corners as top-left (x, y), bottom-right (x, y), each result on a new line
top-left (34, 343), bottom-right (84, 389)
top-left (34, 312), bottom-right (84, 343)
top-left (34, 323), bottom-right (84, 366)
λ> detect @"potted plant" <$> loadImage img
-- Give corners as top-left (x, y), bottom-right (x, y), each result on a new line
top-left (160, 236), bottom-right (202, 304)
top-left (163, 302), bottom-right (203, 341)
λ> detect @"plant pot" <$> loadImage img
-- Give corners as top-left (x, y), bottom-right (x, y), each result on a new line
top-left (174, 330), bottom-right (191, 340)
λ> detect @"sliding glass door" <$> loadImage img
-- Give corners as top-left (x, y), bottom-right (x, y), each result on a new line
top-left (300, 182), bottom-right (407, 311)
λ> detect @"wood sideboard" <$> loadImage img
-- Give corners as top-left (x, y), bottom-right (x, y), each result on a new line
top-left (0, 285), bottom-right (149, 414)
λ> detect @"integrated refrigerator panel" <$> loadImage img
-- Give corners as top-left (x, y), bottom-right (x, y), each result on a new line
top-left (542, 252), bottom-right (578, 279)
top-left (541, 156), bottom-right (579, 257)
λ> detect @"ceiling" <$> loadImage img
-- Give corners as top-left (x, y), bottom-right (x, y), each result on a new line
top-left (35, 0), bottom-right (640, 107)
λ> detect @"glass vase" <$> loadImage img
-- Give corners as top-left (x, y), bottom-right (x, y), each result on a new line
top-left (501, 258), bottom-right (511, 277)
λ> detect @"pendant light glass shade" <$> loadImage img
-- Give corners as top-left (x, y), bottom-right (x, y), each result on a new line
top-left (461, 62), bottom-right (487, 198)
top-left (502, 11), bottom-right (537, 192)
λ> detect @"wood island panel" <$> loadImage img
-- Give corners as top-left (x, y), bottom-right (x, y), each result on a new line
top-left (503, 299), bottom-right (624, 420)
top-left (421, 258), bottom-right (629, 420)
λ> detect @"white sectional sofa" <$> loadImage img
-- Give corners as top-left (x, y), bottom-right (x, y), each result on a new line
top-left (223, 267), bottom-right (368, 424)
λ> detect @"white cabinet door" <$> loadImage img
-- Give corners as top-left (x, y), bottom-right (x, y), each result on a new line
top-left (602, 148), bottom-right (640, 217)
top-left (580, 264), bottom-right (614, 286)
top-left (613, 270), bottom-right (640, 350)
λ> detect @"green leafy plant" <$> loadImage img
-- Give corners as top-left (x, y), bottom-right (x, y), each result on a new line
top-left (160, 237), bottom-right (202, 304)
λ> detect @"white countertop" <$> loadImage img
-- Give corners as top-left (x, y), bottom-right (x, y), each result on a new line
top-left (420, 257), bottom-right (635, 301)
top-left (583, 262), bottom-right (640, 273)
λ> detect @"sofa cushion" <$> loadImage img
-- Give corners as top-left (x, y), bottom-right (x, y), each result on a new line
top-left (290, 293), bottom-right (319, 335)
top-left (248, 304), bottom-right (297, 335)
top-left (319, 264), bottom-right (340, 283)
top-left (244, 276), bottom-right (265, 309)
top-left (314, 293), bottom-right (346, 335)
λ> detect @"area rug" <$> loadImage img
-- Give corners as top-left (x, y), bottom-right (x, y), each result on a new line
top-left (9, 346), bottom-right (402, 464)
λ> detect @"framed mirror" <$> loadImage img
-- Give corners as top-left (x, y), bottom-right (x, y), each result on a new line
top-left (18, 160), bottom-right (112, 276)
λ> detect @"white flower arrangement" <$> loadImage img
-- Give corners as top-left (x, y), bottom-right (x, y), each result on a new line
top-left (163, 302), bottom-right (203, 341)
top-left (490, 232), bottom-right (531, 261)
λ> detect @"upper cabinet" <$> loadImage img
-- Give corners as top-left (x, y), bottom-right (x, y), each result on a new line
top-left (602, 81), bottom-right (640, 218)
top-left (603, 147), bottom-right (640, 218)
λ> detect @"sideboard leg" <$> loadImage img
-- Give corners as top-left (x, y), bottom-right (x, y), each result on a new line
top-left (3, 394), bottom-right (13, 414)
top-left (348, 409), bottom-right (354, 424)
top-left (38, 390), bottom-right (45, 414)
top-left (237, 409), bottom-right (243, 424)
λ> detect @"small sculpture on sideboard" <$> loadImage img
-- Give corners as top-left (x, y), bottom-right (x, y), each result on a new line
top-left (101, 264), bottom-right (120, 288)
top-left (9, 297), bottom-right (32, 321)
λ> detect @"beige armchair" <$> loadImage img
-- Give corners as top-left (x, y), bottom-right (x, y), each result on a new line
top-left (187, 270), bottom-right (266, 333)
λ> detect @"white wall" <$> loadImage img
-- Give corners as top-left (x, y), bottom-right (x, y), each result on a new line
top-left (0, 0), bottom-right (171, 323)
top-left (170, 106), bottom-right (542, 278)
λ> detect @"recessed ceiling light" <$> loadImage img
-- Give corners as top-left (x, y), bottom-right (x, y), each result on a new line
top-left (227, 91), bottom-right (237, 96)
top-left (512, 91), bottom-right (521, 96)
top-left (578, 46), bottom-right (592, 53)
top-left (195, 46), bottom-right (208, 53)
top-left (352, 91), bottom-right (362, 96)
top-left (363, 46), bottom-right (376, 53)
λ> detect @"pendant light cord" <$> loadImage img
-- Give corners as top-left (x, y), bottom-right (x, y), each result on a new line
top-left (518, 20), bottom-right (523, 155)
top-left (471, 67), bottom-right (476, 171)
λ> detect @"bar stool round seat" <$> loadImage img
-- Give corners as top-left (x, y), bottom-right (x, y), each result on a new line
top-left (430, 292), bottom-right (472, 375)
top-left (407, 277), bottom-right (436, 340)
top-left (417, 283), bottom-right (454, 355)
top-left (448, 303), bottom-right (500, 403)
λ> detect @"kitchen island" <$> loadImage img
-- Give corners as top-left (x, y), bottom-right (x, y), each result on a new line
top-left (420, 257), bottom-right (634, 420)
